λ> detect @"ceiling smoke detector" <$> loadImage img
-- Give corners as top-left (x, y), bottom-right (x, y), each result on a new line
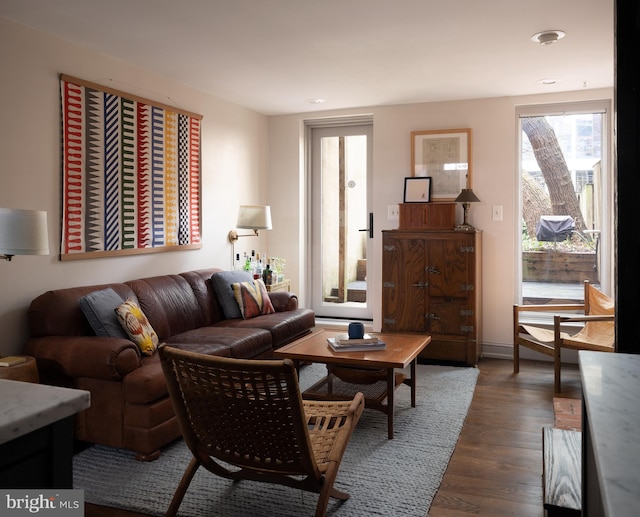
top-left (531, 30), bottom-right (566, 46)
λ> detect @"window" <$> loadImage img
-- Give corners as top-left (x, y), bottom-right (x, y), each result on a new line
top-left (517, 101), bottom-right (611, 307)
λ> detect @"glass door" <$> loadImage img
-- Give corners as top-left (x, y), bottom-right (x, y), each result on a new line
top-left (310, 123), bottom-right (373, 320)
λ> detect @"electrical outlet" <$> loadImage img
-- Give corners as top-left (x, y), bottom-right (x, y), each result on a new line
top-left (388, 204), bottom-right (400, 220)
top-left (492, 205), bottom-right (503, 222)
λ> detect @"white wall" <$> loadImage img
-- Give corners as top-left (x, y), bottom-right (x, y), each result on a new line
top-left (0, 19), bottom-right (270, 355)
top-left (268, 88), bottom-right (614, 358)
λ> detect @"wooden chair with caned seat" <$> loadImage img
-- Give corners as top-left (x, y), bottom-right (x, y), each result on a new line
top-left (513, 280), bottom-right (615, 392)
top-left (158, 344), bottom-right (365, 517)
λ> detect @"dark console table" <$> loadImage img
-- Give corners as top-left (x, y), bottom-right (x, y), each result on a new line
top-left (580, 351), bottom-right (640, 517)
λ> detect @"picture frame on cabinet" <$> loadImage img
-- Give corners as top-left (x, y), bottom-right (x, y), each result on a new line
top-left (411, 128), bottom-right (471, 201)
top-left (403, 177), bottom-right (432, 203)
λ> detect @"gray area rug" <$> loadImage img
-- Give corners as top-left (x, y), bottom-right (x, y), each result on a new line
top-left (73, 363), bottom-right (479, 516)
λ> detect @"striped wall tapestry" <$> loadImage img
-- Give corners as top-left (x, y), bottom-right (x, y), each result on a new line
top-left (60, 74), bottom-right (202, 260)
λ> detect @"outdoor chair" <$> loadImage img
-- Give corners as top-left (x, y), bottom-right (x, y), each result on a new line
top-left (513, 280), bottom-right (615, 392)
top-left (158, 344), bottom-right (365, 517)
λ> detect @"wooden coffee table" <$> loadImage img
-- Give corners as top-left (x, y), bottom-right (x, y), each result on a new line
top-left (274, 329), bottom-right (431, 439)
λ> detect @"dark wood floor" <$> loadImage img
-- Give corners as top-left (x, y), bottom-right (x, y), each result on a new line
top-left (85, 357), bottom-right (582, 517)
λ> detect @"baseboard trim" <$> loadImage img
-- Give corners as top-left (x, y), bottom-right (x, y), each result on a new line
top-left (481, 342), bottom-right (514, 360)
top-left (483, 341), bottom-right (579, 365)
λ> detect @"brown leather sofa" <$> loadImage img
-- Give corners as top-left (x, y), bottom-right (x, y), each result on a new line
top-left (24, 268), bottom-right (315, 460)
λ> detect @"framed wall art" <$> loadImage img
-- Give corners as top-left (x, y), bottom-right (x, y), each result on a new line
top-left (411, 128), bottom-right (471, 201)
top-left (59, 74), bottom-right (203, 260)
top-left (403, 177), bottom-right (432, 203)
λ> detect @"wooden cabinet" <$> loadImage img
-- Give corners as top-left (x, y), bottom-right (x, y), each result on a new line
top-left (381, 229), bottom-right (482, 365)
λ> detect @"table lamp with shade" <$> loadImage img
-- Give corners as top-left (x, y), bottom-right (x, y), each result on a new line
top-left (454, 189), bottom-right (481, 232)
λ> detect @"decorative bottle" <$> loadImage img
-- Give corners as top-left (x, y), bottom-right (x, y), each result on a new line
top-left (255, 253), bottom-right (263, 278)
top-left (263, 263), bottom-right (273, 285)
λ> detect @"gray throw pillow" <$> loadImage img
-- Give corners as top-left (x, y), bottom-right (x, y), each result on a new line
top-left (211, 270), bottom-right (254, 319)
top-left (79, 287), bottom-right (129, 338)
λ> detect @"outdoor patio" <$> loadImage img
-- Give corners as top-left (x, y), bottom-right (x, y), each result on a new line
top-left (522, 281), bottom-right (594, 304)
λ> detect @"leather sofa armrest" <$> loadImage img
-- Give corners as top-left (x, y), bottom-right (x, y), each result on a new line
top-left (268, 292), bottom-right (299, 312)
top-left (24, 336), bottom-right (142, 381)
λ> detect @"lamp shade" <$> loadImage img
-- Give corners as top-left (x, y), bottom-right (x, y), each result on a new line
top-left (455, 189), bottom-right (481, 203)
top-left (0, 208), bottom-right (49, 256)
top-left (236, 205), bottom-right (272, 230)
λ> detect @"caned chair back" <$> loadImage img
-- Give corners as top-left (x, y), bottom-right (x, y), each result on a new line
top-left (160, 346), bottom-right (319, 477)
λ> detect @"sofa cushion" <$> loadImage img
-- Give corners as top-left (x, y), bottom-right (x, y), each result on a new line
top-left (210, 270), bottom-right (254, 319)
top-left (214, 308), bottom-right (316, 349)
top-left (232, 279), bottom-right (275, 319)
top-left (164, 326), bottom-right (272, 358)
top-left (79, 287), bottom-right (129, 339)
top-left (179, 268), bottom-right (225, 326)
top-left (115, 299), bottom-right (160, 356)
top-left (126, 274), bottom-right (205, 341)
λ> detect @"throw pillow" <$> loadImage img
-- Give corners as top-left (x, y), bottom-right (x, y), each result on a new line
top-left (79, 287), bottom-right (129, 339)
top-left (231, 279), bottom-right (276, 319)
top-left (211, 270), bottom-right (254, 319)
top-left (114, 299), bottom-right (159, 356)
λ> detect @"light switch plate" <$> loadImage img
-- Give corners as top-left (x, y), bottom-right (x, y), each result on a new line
top-left (492, 205), bottom-right (503, 222)
top-left (388, 204), bottom-right (399, 220)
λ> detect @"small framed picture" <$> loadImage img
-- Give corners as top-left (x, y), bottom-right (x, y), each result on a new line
top-left (403, 177), bottom-right (432, 203)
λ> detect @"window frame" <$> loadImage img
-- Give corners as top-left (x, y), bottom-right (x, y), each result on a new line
top-left (515, 100), bottom-right (613, 310)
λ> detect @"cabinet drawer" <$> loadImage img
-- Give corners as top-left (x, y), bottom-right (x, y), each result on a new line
top-left (399, 203), bottom-right (456, 229)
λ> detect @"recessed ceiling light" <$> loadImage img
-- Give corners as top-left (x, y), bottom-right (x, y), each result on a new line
top-left (531, 30), bottom-right (566, 46)
top-left (306, 98), bottom-right (326, 105)
top-left (537, 78), bottom-right (561, 85)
